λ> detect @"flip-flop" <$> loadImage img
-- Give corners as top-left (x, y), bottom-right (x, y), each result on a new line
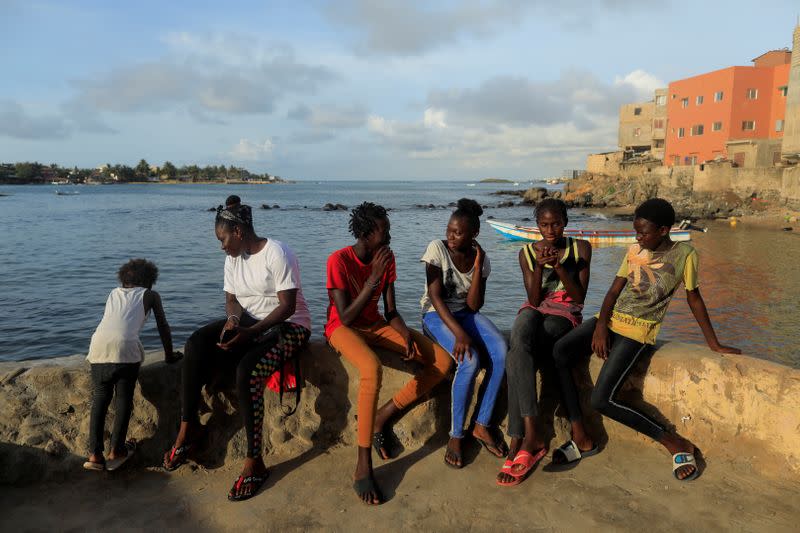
top-left (443, 445), bottom-right (463, 469)
top-left (505, 448), bottom-right (547, 483)
top-left (550, 439), bottom-right (600, 466)
top-left (163, 443), bottom-right (192, 471)
top-left (228, 471), bottom-right (270, 502)
top-left (495, 458), bottom-right (518, 486)
top-left (672, 452), bottom-right (699, 481)
top-left (353, 476), bottom-right (383, 505)
top-left (107, 441), bottom-right (136, 472)
top-left (474, 435), bottom-right (509, 458)
top-left (372, 429), bottom-right (398, 460)
top-left (82, 460), bottom-right (105, 471)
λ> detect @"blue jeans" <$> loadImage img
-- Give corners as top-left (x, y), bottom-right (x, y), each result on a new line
top-left (422, 310), bottom-right (508, 438)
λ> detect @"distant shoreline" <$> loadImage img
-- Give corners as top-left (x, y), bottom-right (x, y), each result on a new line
top-left (0, 180), bottom-right (292, 186)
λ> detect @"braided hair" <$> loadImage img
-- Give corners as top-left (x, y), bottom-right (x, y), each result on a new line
top-left (349, 202), bottom-right (388, 239)
top-left (215, 195), bottom-right (254, 233)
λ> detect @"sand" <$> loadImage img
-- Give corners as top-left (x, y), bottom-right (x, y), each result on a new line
top-left (1, 436), bottom-right (798, 532)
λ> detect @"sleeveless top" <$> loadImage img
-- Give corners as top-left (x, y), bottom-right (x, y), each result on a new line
top-left (86, 286), bottom-right (150, 364)
top-left (519, 237), bottom-right (584, 326)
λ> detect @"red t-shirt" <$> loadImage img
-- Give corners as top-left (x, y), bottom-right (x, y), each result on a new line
top-left (325, 246), bottom-right (397, 338)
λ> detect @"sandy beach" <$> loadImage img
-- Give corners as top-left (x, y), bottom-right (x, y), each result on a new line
top-left (1, 436), bottom-right (798, 532)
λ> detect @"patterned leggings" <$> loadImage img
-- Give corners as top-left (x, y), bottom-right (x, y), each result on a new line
top-left (182, 318), bottom-right (310, 458)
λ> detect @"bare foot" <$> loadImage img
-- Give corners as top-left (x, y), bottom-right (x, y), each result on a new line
top-left (444, 437), bottom-right (463, 468)
top-left (472, 424), bottom-right (508, 458)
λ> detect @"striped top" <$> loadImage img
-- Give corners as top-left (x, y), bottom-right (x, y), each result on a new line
top-left (520, 237), bottom-right (584, 326)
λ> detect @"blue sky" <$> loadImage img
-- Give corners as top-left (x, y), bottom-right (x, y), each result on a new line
top-left (1, 0), bottom-right (797, 180)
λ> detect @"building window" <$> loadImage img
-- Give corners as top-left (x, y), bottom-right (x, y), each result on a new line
top-left (672, 94), bottom-right (677, 99)
top-left (678, 127), bottom-right (685, 138)
top-left (714, 91), bottom-right (723, 102)
top-left (653, 119), bottom-right (664, 129)
top-left (776, 119), bottom-right (784, 132)
top-left (742, 121), bottom-right (755, 131)
top-left (774, 152), bottom-right (782, 165)
top-left (684, 156), bottom-right (697, 165)
top-left (733, 152), bottom-right (745, 167)
top-left (746, 88), bottom-right (758, 100)
top-left (672, 155), bottom-right (680, 166)
top-left (779, 86), bottom-right (788, 97)
top-left (655, 95), bottom-right (666, 106)
top-left (696, 95), bottom-right (704, 105)
top-left (691, 124), bottom-right (704, 136)
top-left (653, 139), bottom-right (665, 148)
top-left (633, 107), bottom-right (642, 116)
top-left (681, 98), bottom-right (689, 108)
top-left (712, 121), bottom-right (722, 131)
top-left (634, 127), bottom-right (641, 137)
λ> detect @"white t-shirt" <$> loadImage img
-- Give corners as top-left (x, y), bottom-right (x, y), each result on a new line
top-left (87, 286), bottom-right (149, 364)
top-left (223, 238), bottom-right (312, 331)
top-left (419, 239), bottom-right (491, 314)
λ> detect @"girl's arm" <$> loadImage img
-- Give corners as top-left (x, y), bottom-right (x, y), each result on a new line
top-left (553, 240), bottom-right (592, 303)
top-left (219, 290), bottom-right (298, 350)
top-left (225, 291), bottom-right (244, 322)
top-left (426, 263), bottom-right (471, 361)
top-left (383, 282), bottom-right (418, 360)
top-left (144, 290), bottom-right (178, 362)
top-left (329, 247), bottom-right (391, 326)
top-left (686, 288), bottom-right (741, 354)
top-left (520, 249), bottom-right (545, 306)
top-left (464, 241), bottom-right (486, 312)
top-left (592, 276), bottom-right (627, 359)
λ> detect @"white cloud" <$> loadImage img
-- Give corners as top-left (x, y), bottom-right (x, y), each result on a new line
top-left (423, 108), bottom-right (447, 129)
top-left (229, 138), bottom-right (274, 161)
top-left (614, 70), bottom-right (666, 100)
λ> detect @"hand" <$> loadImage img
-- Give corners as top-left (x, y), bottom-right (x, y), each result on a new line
top-left (472, 240), bottom-right (485, 269)
top-left (217, 326), bottom-right (255, 351)
top-left (400, 328), bottom-right (419, 361)
top-left (591, 323), bottom-right (610, 360)
top-left (219, 315), bottom-right (239, 343)
top-left (534, 245), bottom-right (559, 267)
top-left (709, 343), bottom-right (741, 355)
top-left (367, 246), bottom-right (392, 286)
top-left (165, 351), bottom-right (183, 364)
top-left (453, 333), bottom-right (473, 363)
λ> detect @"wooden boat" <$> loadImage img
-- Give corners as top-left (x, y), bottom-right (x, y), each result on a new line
top-left (486, 219), bottom-right (691, 245)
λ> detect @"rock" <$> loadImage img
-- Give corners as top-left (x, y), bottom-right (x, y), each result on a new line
top-left (272, 204), bottom-right (280, 209)
top-left (522, 187), bottom-right (549, 205)
top-left (497, 201), bottom-right (515, 208)
top-left (322, 203), bottom-right (347, 211)
top-left (487, 216), bottom-right (494, 219)
top-left (521, 217), bottom-right (531, 222)
top-left (261, 204), bottom-right (271, 210)
top-left (551, 191), bottom-right (562, 199)
top-left (2, 341), bottom-right (799, 484)
top-left (207, 207), bottom-right (216, 212)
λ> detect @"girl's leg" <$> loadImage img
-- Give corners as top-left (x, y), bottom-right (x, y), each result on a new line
top-left (460, 312), bottom-right (507, 432)
top-left (505, 309), bottom-right (543, 444)
top-left (422, 311), bottom-right (479, 467)
top-left (109, 363), bottom-right (141, 456)
top-left (328, 325), bottom-right (384, 504)
top-left (552, 318), bottom-right (597, 449)
top-left (88, 364), bottom-right (114, 460)
top-left (231, 323), bottom-right (310, 500)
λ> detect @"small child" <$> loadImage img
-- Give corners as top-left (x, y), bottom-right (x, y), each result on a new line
top-left (84, 258), bottom-right (181, 471)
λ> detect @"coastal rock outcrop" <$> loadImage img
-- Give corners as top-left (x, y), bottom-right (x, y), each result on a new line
top-left (1, 342), bottom-right (798, 484)
top-left (322, 203), bottom-right (348, 211)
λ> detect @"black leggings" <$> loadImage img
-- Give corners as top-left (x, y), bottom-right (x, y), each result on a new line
top-left (552, 317), bottom-right (665, 441)
top-left (505, 308), bottom-right (573, 438)
top-left (182, 318), bottom-right (310, 458)
top-left (89, 362), bottom-right (141, 455)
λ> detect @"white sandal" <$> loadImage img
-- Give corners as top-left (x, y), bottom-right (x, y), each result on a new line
top-left (672, 452), bottom-right (699, 481)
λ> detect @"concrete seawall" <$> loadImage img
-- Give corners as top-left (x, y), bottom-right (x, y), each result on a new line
top-left (1, 341), bottom-right (798, 484)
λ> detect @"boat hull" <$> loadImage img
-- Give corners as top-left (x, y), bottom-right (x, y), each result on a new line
top-left (486, 219), bottom-right (691, 245)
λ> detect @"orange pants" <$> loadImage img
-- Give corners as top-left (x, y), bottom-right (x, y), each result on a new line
top-left (328, 321), bottom-right (452, 448)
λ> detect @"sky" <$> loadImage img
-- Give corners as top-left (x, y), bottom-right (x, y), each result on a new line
top-left (1, 0), bottom-right (798, 180)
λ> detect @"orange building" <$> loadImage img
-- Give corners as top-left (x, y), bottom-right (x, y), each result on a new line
top-left (665, 50), bottom-right (790, 166)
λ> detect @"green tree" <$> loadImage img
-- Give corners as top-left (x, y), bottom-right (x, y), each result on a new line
top-left (14, 162), bottom-right (42, 182)
top-left (136, 159), bottom-right (150, 178)
top-left (162, 161), bottom-right (177, 180)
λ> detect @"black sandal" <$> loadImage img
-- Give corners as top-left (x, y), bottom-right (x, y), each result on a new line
top-left (228, 471), bottom-right (269, 502)
top-left (353, 476), bottom-right (383, 505)
top-left (474, 435), bottom-right (509, 458)
top-left (372, 429), bottom-right (398, 460)
top-left (163, 443), bottom-right (192, 471)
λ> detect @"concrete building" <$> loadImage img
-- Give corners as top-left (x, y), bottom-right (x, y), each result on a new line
top-left (665, 50), bottom-right (790, 167)
top-left (618, 101), bottom-right (655, 153)
top-left (782, 23), bottom-right (800, 159)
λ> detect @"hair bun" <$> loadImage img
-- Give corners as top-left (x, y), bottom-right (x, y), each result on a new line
top-left (225, 195), bottom-right (241, 208)
top-left (456, 198), bottom-right (483, 218)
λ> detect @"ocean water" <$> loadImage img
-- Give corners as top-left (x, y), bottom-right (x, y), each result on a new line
top-left (1, 181), bottom-right (798, 367)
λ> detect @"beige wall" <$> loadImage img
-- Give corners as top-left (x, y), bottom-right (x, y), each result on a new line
top-left (726, 138), bottom-right (782, 168)
top-left (586, 151), bottom-right (623, 174)
top-left (782, 25), bottom-right (800, 157)
top-left (781, 165), bottom-right (800, 203)
top-left (618, 102), bottom-right (654, 150)
top-left (694, 161), bottom-right (783, 196)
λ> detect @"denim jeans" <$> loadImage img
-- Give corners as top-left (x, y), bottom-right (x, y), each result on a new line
top-left (422, 310), bottom-right (507, 438)
top-left (505, 308), bottom-right (573, 438)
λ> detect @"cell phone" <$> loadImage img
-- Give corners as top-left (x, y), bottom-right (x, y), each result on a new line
top-left (220, 328), bottom-right (237, 344)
